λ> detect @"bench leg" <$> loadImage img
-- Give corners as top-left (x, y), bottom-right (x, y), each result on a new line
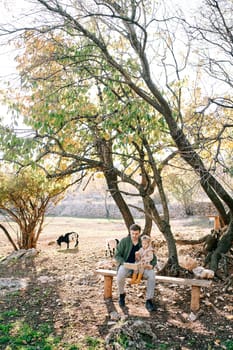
top-left (104, 275), bottom-right (113, 299)
top-left (191, 286), bottom-right (200, 311)
top-left (214, 216), bottom-right (220, 230)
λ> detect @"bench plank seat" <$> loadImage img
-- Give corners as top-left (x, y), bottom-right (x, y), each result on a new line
top-left (96, 268), bottom-right (212, 311)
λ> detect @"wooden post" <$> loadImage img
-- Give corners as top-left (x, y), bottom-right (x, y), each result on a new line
top-left (104, 275), bottom-right (113, 299)
top-left (191, 286), bottom-right (200, 311)
top-left (214, 216), bottom-right (220, 230)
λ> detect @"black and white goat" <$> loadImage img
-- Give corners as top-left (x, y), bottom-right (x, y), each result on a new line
top-left (105, 238), bottom-right (119, 257)
top-left (57, 232), bottom-right (79, 249)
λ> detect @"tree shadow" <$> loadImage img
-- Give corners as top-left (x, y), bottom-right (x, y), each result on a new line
top-left (0, 251), bottom-right (82, 348)
top-left (97, 282), bottom-right (233, 349)
top-left (57, 247), bottom-right (79, 254)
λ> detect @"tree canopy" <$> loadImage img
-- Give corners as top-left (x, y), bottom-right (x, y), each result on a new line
top-left (0, 167), bottom-right (70, 249)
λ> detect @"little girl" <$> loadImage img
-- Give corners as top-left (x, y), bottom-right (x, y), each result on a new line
top-left (130, 235), bottom-right (154, 284)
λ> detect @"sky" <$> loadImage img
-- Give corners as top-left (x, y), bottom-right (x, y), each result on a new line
top-left (0, 0), bottom-right (36, 125)
top-left (0, 0), bottom-right (201, 76)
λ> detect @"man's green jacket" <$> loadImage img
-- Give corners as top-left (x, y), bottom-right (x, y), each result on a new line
top-left (115, 235), bottom-right (157, 268)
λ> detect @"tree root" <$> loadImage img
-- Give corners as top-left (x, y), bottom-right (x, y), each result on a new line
top-left (158, 258), bottom-right (193, 278)
top-left (223, 274), bottom-right (233, 292)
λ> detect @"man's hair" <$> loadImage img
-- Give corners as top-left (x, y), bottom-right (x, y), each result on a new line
top-left (129, 223), bottom-right (141, 232)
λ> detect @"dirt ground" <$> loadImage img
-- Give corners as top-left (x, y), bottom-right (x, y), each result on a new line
top-left (0, 216), bottom-right (233, 350)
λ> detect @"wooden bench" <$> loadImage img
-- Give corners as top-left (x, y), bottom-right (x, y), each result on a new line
top-left (96, 268), bottom-right (212, 312)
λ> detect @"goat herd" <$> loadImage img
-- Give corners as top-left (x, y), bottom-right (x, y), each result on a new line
top-left (56, 232), bottom-right (119, 257)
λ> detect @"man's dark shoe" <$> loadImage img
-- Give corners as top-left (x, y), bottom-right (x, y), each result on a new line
top-left (145, 299), bottom-right (155, 312)
top-left (119, 293), bottom-right (126, 307)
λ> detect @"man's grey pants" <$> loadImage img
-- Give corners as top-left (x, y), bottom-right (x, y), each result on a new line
top-left (116, 265), bottom-right (156, 300)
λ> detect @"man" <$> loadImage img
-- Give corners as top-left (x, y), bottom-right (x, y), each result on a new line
top-left (115, 223), bottom-right (157, 312)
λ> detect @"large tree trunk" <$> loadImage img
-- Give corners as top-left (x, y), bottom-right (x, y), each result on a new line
top-left (128, 32), bottom-right (232, 224)
top-left (161, 111), bottom-right (233, 270)
top-left (160, 111), bottom-right (233, 271)
top-left (96, 138), bottom-right (134, 229)
top-left (143, 195), bottom-right (179, 273)
top-left (18, 229), bottom-right (40, 249)
top-left (137, 69), bottom-right (233, 268)
top-left (104, 170), bottom-right (134, 229)
top-left (142, 214), bottom-right (152, 236)
top-left (209, 219), bottom-right (233, 272)
top-left (18, 212), bottom-right (44, 249)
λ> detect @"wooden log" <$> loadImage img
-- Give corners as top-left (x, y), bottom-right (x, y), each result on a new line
top-left (104, 275), bottom-right (113, 299)
top-left (207, 215), bottom-right (221, 230)
top-left (214, 216), bottom-right (220, 230)
top-left (96, 269), bottom-right (212, 287)
top-left (191, 285), bottom-right (201, 311)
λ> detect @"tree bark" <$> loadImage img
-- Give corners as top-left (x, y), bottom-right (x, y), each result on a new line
top-left (144, 195), bottom-right (179, 270)
top-left (142, 214), bottom-right (152, 236)
top-left (96, 138), bottom-right (134, 229)
top-left (0, 223), bottom-right (18, 251)
top-left (209, 219), bottom-right (233, 271)
top-left (104, 170), bottom-right (135, 229)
